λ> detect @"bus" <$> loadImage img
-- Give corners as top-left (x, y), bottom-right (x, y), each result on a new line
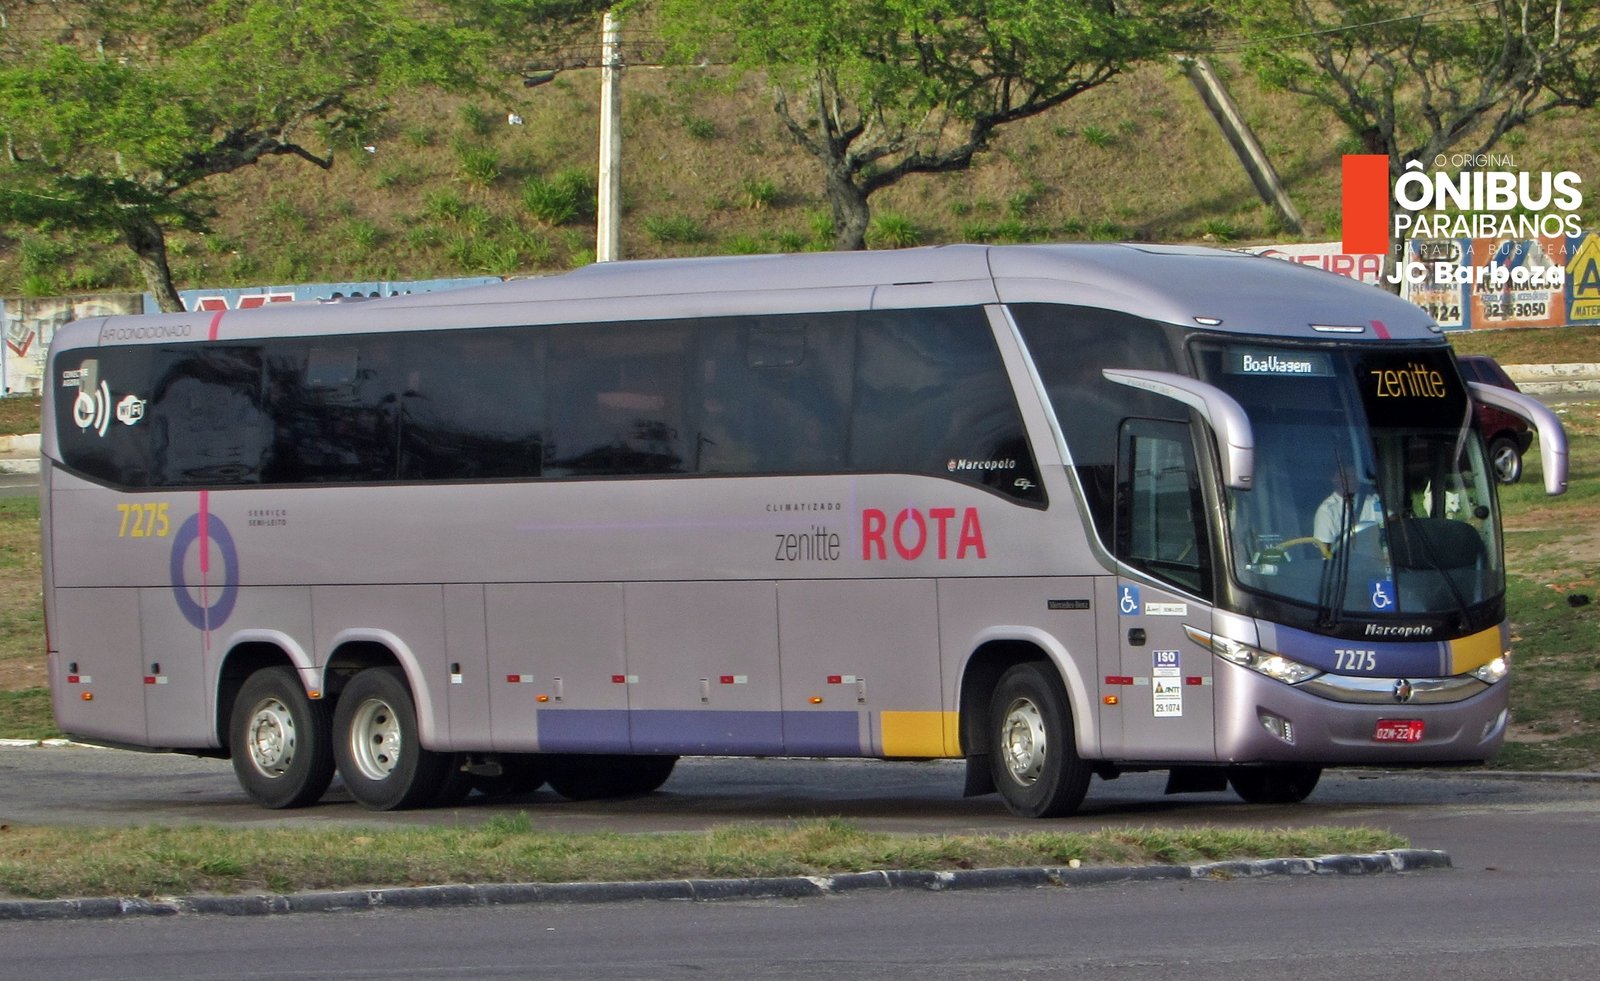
top-left (41, 244), bottom-right (1567, 817)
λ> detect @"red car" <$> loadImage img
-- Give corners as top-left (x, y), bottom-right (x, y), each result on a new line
top-left (1456, 354), bottom-right (1534, 484)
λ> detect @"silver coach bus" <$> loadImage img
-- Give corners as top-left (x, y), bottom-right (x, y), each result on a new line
top-left (42, 244), bottom-right (1567, 816)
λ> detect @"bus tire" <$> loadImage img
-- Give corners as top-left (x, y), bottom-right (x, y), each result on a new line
top-left (430, 754), bottom-right (475, 807)
top-left (333, 667), bottom-right (450, 811)
top-left (473, 754), bottom-right (549, 798)
top-left (546, 754), bottom-right (678, 801)
top-left (230, 666), bottom-right (336, 809)
top-left (987, 662), bottom-right (1092, 818)
top-left (1228, 764), bottom-right (1322, 804)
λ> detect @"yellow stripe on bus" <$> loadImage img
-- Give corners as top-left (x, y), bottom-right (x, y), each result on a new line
top-left (880, 711), bottom-right (961, 758)
top-left (1448, 624), bottom-right (1507, 674)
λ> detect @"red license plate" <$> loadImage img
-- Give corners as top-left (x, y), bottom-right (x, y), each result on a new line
top-left (1374, 719), bottom-right (1425, 743)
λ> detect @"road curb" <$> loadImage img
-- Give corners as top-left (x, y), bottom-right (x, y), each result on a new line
top-left (0, 848), bottom-right (1450, 921)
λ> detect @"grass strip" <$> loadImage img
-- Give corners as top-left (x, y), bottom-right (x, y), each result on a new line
top-left (0, 818), bottom-right (1405, 900)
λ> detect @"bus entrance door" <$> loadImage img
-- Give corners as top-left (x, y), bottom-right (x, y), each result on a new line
top-left (1112, 580), bottom-right (1216, 760)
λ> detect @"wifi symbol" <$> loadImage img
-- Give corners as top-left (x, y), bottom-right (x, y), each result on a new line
top-left (72, 381), bottom-right (112, 437)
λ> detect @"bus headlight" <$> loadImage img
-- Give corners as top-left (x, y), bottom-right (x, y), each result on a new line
top-left (1206, 634), bottom-right (1322, 686)
top-left (1470, 655), bottom-right (1509, 685)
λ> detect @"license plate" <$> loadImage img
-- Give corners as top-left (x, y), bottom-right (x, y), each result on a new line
top-left (1374, 719), bottom-right (1425, 743)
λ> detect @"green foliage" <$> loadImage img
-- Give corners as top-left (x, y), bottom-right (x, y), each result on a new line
top-left (402, 124), bottom-right (439, 148)
top-left (1219, 0), bottom-right (1600, 167)
top-left (0, 0), bottom-right (529, 306)
top-left (740, 178), bottom-right (780, 210)
top-left (0, 690), bottom-right (56, 741)
top-left (681, 114), bottom-right (718, 140)
top-left (1080, 125), bottom-right (1114, 148)
top-left (453, 140), bottom-right (502, 187)
top-left (342, 218), bottom-right (384, 253)
top-left (0, 819), bottom-right (1405, 900)
top-left (652, 0), bottom-right (1196, 249)
top-left (521, 169), bottom-right (596, 226)
top-left (423, 189), bottom-right (471, 222)
top-left (642, 213), bottom-right (708, 244)
top-left (867, 212), bottom-right (920, 249)
top-left (458, 104), bottom-right (496, 137)
top-left (806, 210), bottom-right (835, 245)
top-left (1197, 218), bottom-right (1243, 242)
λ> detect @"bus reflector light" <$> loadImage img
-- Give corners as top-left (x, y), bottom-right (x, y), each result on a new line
top-left (1259, 711), bottom-right (1294, 744)
top-left (82, 692), bottom-right (93, 701)
top-left (536, 694), bottom-right (550, 703)
top-left (1104, 695), bottom-right (1119, 706)
top-left (810, 696), bottom-right (824, 705)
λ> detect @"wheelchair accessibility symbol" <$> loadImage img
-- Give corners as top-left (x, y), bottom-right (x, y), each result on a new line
top-left (1119, 585), bottom-right (1141, 616)
top-left (1369, 579), bottom-right (1395, 612)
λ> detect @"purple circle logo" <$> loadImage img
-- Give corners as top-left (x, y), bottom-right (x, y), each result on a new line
top-left (169, 512), bottom-right (239, 630)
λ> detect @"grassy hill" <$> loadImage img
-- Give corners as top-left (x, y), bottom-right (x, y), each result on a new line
top-left (4, 59), bottom-right (1598, 297)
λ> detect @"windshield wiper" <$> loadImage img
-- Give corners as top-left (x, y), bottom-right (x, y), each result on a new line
top-left (1316, 487), bottom-right (1355, 630)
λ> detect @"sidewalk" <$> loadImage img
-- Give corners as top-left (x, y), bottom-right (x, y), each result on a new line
top-left (1504, 363), bottom-right (1600, 396)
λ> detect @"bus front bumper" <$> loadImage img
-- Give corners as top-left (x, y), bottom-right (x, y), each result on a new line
top-left (1212, 657), bottom-right (1511, 765)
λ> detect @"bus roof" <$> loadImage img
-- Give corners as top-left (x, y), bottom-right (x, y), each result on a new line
top-left (59, 244), bottom-right (1440, 348)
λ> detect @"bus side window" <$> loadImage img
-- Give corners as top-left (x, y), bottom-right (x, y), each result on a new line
top-left (851, 309), bottom-right (1043, 504)
top-left (745, 317), bottom-right (852, 474)
top-left (1116, 420), bottom-right (1211, 596)
top-left (266, 340), bottom-right (402, 483)
top-left (397, 329), bottom-right (546, 481)
top-left (149, 346), bottom-right (270, 487)
top-left (545, 323), bottom-right (688, 477)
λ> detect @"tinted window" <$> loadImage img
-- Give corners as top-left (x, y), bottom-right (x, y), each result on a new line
top-left (54, 307), bottom-right (1043, 503)
top-left (53, 346), bottom-right (269, 488)
top-left (1117, 420), bottom-right (1210, 595)
top-left (264, 339), bottom-right (402, 483)
top-left (854, 309), bottom-right (1043, 503)
top-left (694, 315), bottom-right (854, 475)
top-left (399, 329), bottom-right (546, 480)
top-left (1012, 305), bottom-right (1183, 541)
top-left (545, 322), bottom-right (689, 477)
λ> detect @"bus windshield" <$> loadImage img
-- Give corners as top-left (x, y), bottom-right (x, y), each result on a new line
top-left (1194, 342), bottom-right (1503, 623)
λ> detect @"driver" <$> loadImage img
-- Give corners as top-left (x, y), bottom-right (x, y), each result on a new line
top-left (1314, 463), bottom-right (1383, 548)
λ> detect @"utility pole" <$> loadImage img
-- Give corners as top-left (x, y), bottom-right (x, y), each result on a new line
top-left (596, 12), bottom-right (623, 262)
top-left (1180, 56), bottom-right (1305, 236)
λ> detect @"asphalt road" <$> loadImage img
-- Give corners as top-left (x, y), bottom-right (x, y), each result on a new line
top-left (2, 750), bottom-right (1600, 978)
top-left (0, 469), bottom-right (36, 498)
top-left (0, 746), bottom-right (1593, 837)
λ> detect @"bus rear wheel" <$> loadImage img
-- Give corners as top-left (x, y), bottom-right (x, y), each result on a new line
top-left (230, 666), bottom-right (335, 809)
top-left (333, 667), bottom-right (450, 810)
top-left (987, 662), bottom-right (1092, 818)
top-left (1228, 764), bottom-right (1322, 804)
top-left (546, 754), bottom-right (678, 801)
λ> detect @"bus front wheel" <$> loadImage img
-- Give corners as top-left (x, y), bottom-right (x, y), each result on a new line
top-left (1228, 764), bottom-right (1322, 804)
top-left (230, 666), bottom-right (335, 809)
top-left (987, 662), bottom-right (1092, 818)
top-left (333, 667), bottom-right (450, 810)
top-left (546, 754), bottom-right (678, 801)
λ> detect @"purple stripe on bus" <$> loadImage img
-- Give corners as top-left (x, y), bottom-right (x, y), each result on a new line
top-left (534, 709), bottom-right (861, 756)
